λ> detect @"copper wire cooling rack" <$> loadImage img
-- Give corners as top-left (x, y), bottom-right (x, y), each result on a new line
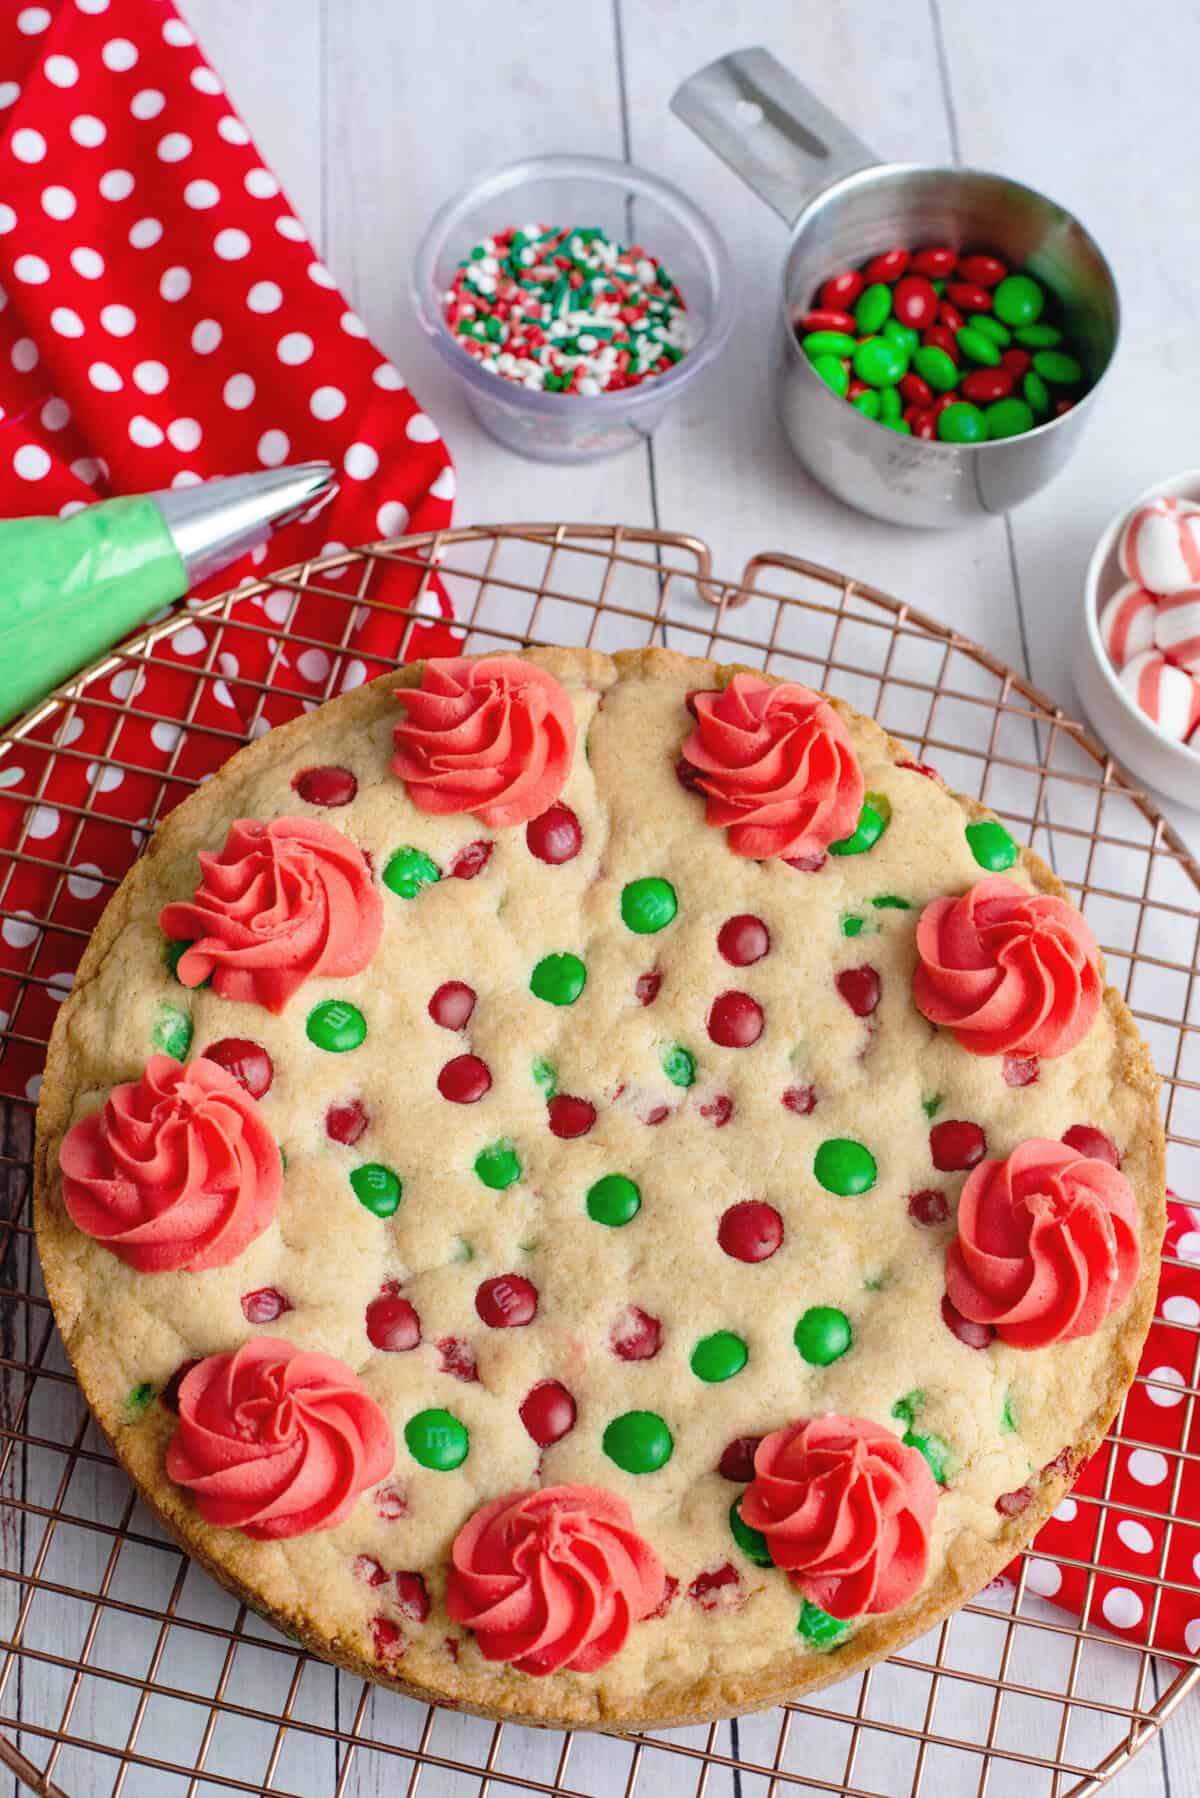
top-left (0, 523), bottom-right (1197, 1798)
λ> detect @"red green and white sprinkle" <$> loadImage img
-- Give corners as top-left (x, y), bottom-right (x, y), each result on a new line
top-left (444, 224), bottom-right (692, 395)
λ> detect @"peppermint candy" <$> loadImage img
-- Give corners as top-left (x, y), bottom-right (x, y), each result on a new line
top-left (1099, 581), bottom-right (1157, 670)
top-left (1119, 650), bottom-right (1200, 743)
top-left (1118, 497), bottom-right (1200, 595)
top-left (1154, 589), bottom-right (1200, 675)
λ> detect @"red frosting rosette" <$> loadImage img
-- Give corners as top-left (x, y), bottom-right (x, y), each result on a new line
top-left (159, 816), bottom-right (382, 1014)
top-left (945, 1138), bottom-right (1141, 1347)
top-left (58, 1055), bottom-right (281, 1273)
top-left (740, 1415), bottom-right (937, 1618)
top-left (913, 877), bottom-right (1102, 1057)
top-left (391, 657), bottom-right (576, 829)
top-left (445, 1484), bottom-right (666, 1674)
top-left (678, 673), bottom-right (863, 859)
top-left (166, 1339), bottom-right (393, 1540)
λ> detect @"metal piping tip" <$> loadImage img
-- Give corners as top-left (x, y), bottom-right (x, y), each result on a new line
top-left (150, 462), bottom-right (337, 586)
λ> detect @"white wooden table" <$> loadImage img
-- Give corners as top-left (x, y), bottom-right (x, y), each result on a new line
top-left (10, 2), bottom-right (1199, 1793)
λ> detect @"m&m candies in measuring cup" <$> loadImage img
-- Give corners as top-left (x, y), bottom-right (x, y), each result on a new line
top-left (797, 246), bottom-right (1089, 443)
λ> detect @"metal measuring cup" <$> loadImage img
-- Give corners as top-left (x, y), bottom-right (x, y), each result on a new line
top-left (671, 48), bottom-right (1120, 528)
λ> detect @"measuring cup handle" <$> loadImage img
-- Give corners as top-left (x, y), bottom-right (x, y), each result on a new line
top-left (670, 47), bottom-right (880, 228)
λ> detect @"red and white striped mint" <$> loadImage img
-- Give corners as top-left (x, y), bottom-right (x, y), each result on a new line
top-left (1099, 582), bottom-right (1158, 669)
top-left (1118, 497), bottom-right (1200, 594)
top-left (1153, 589), bottom-right (1200, 675)
top-left (1119, 650), bottom-right (1200, 742)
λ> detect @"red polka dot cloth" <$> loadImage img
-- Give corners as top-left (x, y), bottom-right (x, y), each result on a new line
top-left (2, 5), bottom-right (1198, 1684)
top-left (998, 1196), bottom-right (1200, 1663)
top-left (0, 0), bottom-right (461, 1093)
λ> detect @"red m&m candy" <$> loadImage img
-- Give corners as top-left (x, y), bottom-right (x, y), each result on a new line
top-left (930, 1119), bottom-right (986, 1171)
top-left (912, 246), bottom-right (957, 279)
top-left (202, 1038), bottom-right (273, 1099)
top-left (547, 1094), bottom-right (596, 1138)
top-left (1062, 1124), bottom-right (1120, 1167)
top-left (366, 1293), bottom-right (421, 1352)
top-left (520, 1380), bottom-right (577, 1446)
top-left (941, 1293), bottom-right (995, 1349)
top-left (781, 1084), bottom-right (816, 1115)
top-left (450, 840), bottom-right (493, 880)
top-left (610, 1304), bottom-right (661, 1361)
top-left (707, 990), bottom-right (764, 1047)
top-left (476, 1274), bottom-right (538, 1328)
top-left (635, 970), bottom-right (661, 1005)
top-left (836, 966), bottom-right (881, 1017)
top-left (893, 275), bottom-right (937, 329)
top-left (717, 914), bottom-right (770, 966)
top-left (718, 1435), bottom-right (762, 1482)
top-left (957, 253), bottom-right (1007, 288)
top-left (865, 247), bottom-right (910, 284)
top-left (326, 1097), bottom-right (368, 1145)
top-left (429, 981), bottom-right (476, 1030)
top-left (394, 1572), bottom-right (431, 1623)
top-left (242, 1286), bottom-right (290, 1324)
top-left (946, 281), bottom-right (993, 313)
top-left (292, 765), bottom-right (357, 807)
top-left (907, 1188), bottom-right (949, 1227)
top-left (526, 804), bottom-right (582, 864)
top-left (438, 1054), bottom-right (492, 1104)
top-left (718, 1200), bottom-right (783, 1263)
top-left (818, 269), bottom-right (863, 310)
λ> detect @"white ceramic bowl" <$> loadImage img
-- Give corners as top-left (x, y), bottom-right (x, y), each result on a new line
top-left (1078, 469), bottom-right (1200, 810)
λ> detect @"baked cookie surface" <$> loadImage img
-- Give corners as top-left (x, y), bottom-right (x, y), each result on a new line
top-left (34, 646), bottom-right (1165, 1728)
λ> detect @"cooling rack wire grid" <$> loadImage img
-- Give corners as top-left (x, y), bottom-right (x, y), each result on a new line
top-left (0, 523), bottom-right (1196, 1798)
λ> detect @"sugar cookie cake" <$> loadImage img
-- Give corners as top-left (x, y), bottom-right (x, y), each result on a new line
top-left (35, 647), bottom-right (1165, 1728)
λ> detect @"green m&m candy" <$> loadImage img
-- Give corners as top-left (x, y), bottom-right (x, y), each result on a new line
top-left (1033, 349), bottom-right (1082, 386)
top-left (530, 951), bottom-right (586, 1005)
top-left (841, 913), bottom-right (865, 937)
top-left (972, 314), bottom-right (1011, 347)
top-left (1015, 322), bottom-right (1061, 348)
top-left (937, 401), bottom-right (987, 444)
top-left (729, 1496), bottom-right (773, 1567)
top-left (814, 1138), bottom-right (876, 1196)
top-left (350, 1162), bottom-right (402, 1218)
top-left (603, 1409), bottom-right (673, 1474)
top-left (851, 388), bottom-right (881, 420)
top-left (125, 1380), bottom-right (155, 1416)
top-left (152, 1002), bottom-right (192, 1060)
top-left (854, 282), bottom-right (892, 335)
top-left (853, 335), bottom-right (907, 389)
top-left (307, 999), bottom-right (366, 1052)
top-left (879, 385), bottom-right (903, 423)
top-left (985, 397), bottom-right (1035, 439)
top-left (383, 846), bottom-right (440, 899)
top-left (802, 330), bottom-right (857, 360)
top-left (882, 318), bottom-right (919, 355)
top-left (829, 793), bottom-right (890, 856)
top-left (690, 1330), bottom-right (748, 1383)
top-left (662, 1043), bottom-right (695, 1088)
top-left (1001, 1392), bottom-right (1017, 1434)
top-left (621, 876), bottom-right (677, 934)
top-left (992, 273), bottom-right (1045, 328)
top-left (163, 938), bottom-right (209, 986)
top-left (812, 355), bottom-right (849, 397)
top-left (405, 1407), bottom-right (468, 1471)
top-left (794, 1306), bottom-right (852, 1366)
top-left (913, 344), bottom-right (958, 393)
top-left (965, 818), bottom-right (1017, 871)
top-left (905, 1429), bottom-right (952, 1485)
top-left (881, 417), bottom-right (912, 436)
top-left (586, 1172), bottom-right (641, 1227)
top-left (871, 894), bottom-right (911, 910)
top-left (532, 1056), bottom-right (557, 1095)
top-left (797, 1598), bottom-right (851, 1649)
top-left (1024, 371), bottom-right (1051, 417)
top-left (475, 1139), bottom-right (521, 1190)
top-left (955, 327), bottom-right (1001, 369)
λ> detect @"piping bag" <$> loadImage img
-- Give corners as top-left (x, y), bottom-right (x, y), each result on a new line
top-left (0, 461), bottom-right (336, 727)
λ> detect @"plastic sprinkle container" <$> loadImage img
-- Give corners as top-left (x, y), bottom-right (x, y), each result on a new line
top-left (412, 155), bottom-right (735, 463)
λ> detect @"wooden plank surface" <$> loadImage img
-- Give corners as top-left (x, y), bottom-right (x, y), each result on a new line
top-left (3, 0), bottom-right (1195, 1793)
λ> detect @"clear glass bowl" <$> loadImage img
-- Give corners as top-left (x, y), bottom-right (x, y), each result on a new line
top-left (411, 154), bottom-right (736, 463)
